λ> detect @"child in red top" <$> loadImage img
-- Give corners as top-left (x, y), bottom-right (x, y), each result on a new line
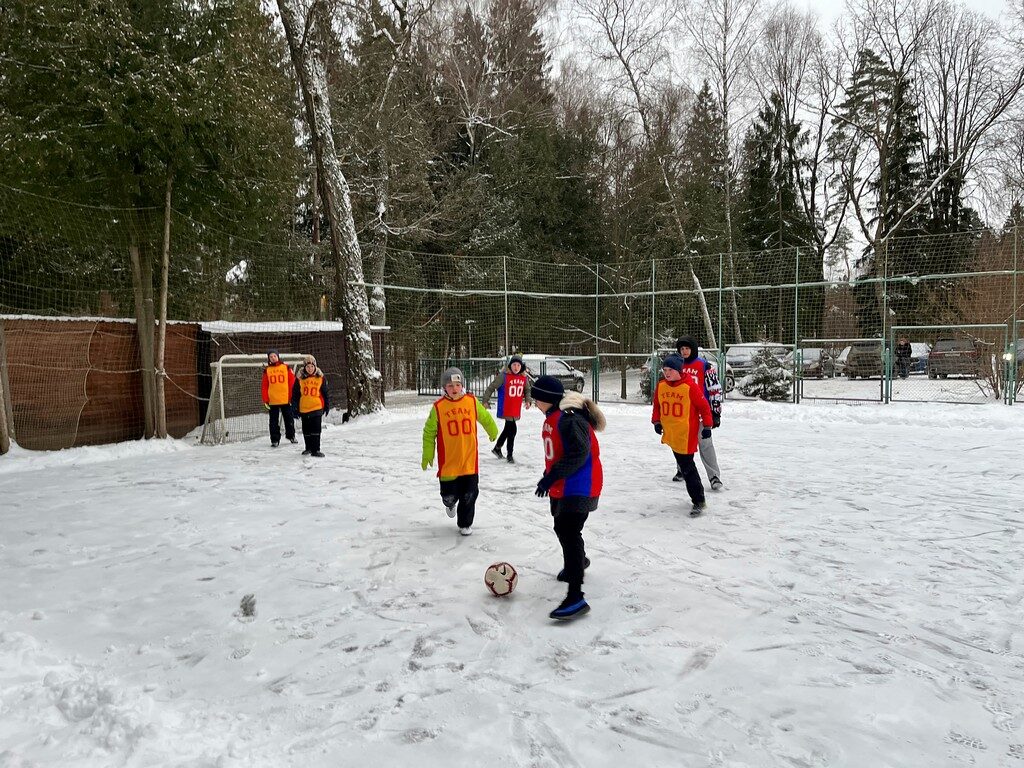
top-left (261, 350), bottom-right (296, 447)
top-left (652, 355), bottom-right (713, 516)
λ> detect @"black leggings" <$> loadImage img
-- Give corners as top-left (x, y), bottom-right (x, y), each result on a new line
top-left (496, 420), bottom-right (517, 456)
top-left (439, 473), bottom-right (480, 528)
top-left (673, 452), bottom-right (705, 505)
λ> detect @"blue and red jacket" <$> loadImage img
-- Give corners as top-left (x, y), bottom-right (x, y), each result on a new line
top-left (541, 401), bottom-right (603, 499)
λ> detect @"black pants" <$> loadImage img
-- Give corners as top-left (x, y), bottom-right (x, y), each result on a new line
top-left (673, 452), bottom-right (705, 505)
top-left (897, 359), bottom-right (910, 378)
top-left (496, 420), bottom-right (517, 456)
top-left (300, 410), bottom-right (322, 453)
top-left (269, 405), bottom-right (295, 444)
top-left (439, 473), bottom-right (479, 528)
top-left (551, 496), bottom-right (596, 595)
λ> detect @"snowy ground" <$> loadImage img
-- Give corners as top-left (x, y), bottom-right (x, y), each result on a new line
top-left (2, 399), bottom-right (1023, 767)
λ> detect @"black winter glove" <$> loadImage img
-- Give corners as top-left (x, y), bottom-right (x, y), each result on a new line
top-left (712, 414), bottom-right (721, 428)
top-left (701, 427), bottom-right (712, 439)
top-left (535, 476), bottom-right (553, 497)
top-left (653, 422), bottom-right (663, 435)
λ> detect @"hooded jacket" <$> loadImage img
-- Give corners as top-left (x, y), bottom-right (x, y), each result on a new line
top-left (676, 336), bottom-right (723, 422)
top-left (539, 391), bottom-right (606, 501)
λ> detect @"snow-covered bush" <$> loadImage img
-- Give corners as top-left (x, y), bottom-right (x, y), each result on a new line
top-left (739, 346), bottom-right (792, 401)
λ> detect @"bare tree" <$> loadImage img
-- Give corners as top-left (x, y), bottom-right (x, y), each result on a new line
top-left (574, 0), bottom-right (719, 350)
top-left (686, 0), bottom-right (764, 344)
top-left (278, 0), bottom-right (383, 414)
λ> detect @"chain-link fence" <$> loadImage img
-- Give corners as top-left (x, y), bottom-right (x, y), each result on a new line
top-left (2, 183), bottom-right (1023, 452)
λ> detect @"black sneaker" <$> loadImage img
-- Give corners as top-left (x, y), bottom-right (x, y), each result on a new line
top-left (506, 455), bottom-right (515, 464)
top-left (672, 470), bottom-right (683, 482)
top-left (288, 437), bottom-right (298, 444)
top-left (556, 557), bottom-right (591, 582)
top-left (690, 501), bottom-right (706, 517)
top-left (311, 451), bottom-right (325, 458)
top-left (491, 446), bottom-right (503, 459)
top-left (271, 441), bottom-right (280, 448)
top-left (301, 450), bottom-right (311, 456)
top-left (710, 477), bottom-right (723, 491)
top-left (549, 593), bottom-right (590, 620)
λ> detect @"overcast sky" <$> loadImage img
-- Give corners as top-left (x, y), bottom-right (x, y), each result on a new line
top-left (796, 0), bottom-right (1010, 26)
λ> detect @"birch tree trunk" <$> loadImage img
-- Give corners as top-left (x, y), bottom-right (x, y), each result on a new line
top-left (368, 146), bottom-right (389, 327)
top-left (278, 0), bottom-right (382, 414)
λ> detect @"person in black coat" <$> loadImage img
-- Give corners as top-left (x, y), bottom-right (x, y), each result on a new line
top-left (895, 336), bottom-right (912, 379)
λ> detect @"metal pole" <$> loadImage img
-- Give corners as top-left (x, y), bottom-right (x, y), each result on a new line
top-left (718, 251), bottom-right (724, 357)
top-left (217, 362), bottom-right (227, 444)
top-left (594, 263), bottom-right (600, 403)
top-left (793, 247), bottom-right (800, 404)
top-left (503, 253), bottom-right (509, 356)
top-left (882, 238), bottom-right (890, 404)
top-left (594, 263), bottom-right (600, 358)
top-left (1013, 225), bottom-right (1019, 404)
top-left (651, 258), bottom-right (656, 353)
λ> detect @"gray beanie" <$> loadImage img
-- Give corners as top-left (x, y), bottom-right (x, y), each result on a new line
top-left (441, 367), bottom-right (464, 387)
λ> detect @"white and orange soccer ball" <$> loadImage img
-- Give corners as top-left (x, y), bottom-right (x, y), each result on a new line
top-left (484, 562), bottom-right (518, 597)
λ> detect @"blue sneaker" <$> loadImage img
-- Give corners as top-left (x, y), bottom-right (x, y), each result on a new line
top-left (549, 594), bottom-right (590, 620)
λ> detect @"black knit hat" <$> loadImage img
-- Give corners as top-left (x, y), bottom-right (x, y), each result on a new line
top-left (508, 354), bottom-right (524, 371)
top-left (675, 336), bottom-right (699, 363)
top-left (531, 375), bottom-right (564, 404)
top-left (267, 349), bottom-right (280, 362)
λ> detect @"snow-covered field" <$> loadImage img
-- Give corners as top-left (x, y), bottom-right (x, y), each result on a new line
top-left (2, 399), bottom-right (1023, 767)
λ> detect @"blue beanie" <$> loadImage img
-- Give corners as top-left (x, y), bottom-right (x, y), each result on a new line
top-left (662, 354), bottom-right (686, 373)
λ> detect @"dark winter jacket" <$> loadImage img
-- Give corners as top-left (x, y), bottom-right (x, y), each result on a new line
top-left (677, 335), bottom-right (723, 423)
top-left (895, 342), bottom-right (912, 361)
top-left (291, 366), bottom-right (330, 414)
top-left (539, 392), bottom-right (606, 510)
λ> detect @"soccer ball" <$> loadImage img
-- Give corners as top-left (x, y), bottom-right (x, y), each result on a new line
top-left (484, 562), bottom-right (518, 597)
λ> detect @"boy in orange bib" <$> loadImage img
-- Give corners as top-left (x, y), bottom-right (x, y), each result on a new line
top-left (261, 350), bottom-right (297, 447)
top-left (421, 367), bottom-right (499, 535)
top-left (652, 355), bottom-right (713, 516)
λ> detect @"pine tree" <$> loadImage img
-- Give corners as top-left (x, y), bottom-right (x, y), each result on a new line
top-left (738, 346), bottom-right (792, 401)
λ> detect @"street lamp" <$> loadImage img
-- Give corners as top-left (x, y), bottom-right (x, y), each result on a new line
top-left (465, 319), bottom-right (476, 358)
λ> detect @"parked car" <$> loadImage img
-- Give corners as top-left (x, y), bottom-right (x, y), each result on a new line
top-left (725, 343), bottom-right (790, 378)
top-left (832, 345), bottom-right (852, 377)
top-left (927, 338), bottom-right (984, 379)
top-left (639, 348), bottom-right (735, 402)
top-left (521, 354), bottom-right (586, 392)
top-left (909, 342), bottom-right (930, 374)
top-left (845, 340), bottom-right (883, 379)
top-left (783, 347), bottom-right (836, 378)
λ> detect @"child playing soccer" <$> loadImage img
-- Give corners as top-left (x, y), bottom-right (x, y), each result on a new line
top-left (481, 354), bottom-right (532, 463)
top-left (532, 375), bottom-right (605, 621)
top-left (653, 355), bottom-right (714, 516)
top-left (261, 350), bottom-right (297, 447)
top-left (421, 367), bottom-right (499, 535)
top-left (675, 336), bottom-right (723, 490)
top-left (291, 355), bottom-right (330, 457)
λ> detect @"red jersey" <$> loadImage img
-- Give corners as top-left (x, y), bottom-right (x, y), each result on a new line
top-left (542, 408), bottom-right (603, 498)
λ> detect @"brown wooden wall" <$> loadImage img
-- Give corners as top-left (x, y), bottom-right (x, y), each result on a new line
top-left (2, 319), bottom-right (201, 450)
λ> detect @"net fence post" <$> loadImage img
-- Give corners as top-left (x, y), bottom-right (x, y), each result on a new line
top-left (882, 237), bottom-right (890, 405)
top-left (1013, 225), bottom-right (1020, 405)
top-left (594, 263), bottom-right (600, 403)
top-left (650, 258), bottom-right (656, 354)
top-left (503, 253), bottom-right (509, 357)
top-left (0, 320), bottom-right (12, 454)
top-left (793, 247), bottom-right (800, 404)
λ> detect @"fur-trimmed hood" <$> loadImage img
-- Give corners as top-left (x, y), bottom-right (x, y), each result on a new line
top-left (298, 366), bottom-right (324, 379)
top-left (559, 391), bottom-right (606, 432)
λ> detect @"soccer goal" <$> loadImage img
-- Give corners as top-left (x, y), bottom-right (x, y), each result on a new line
top-left (200, 353), bottom-right (306, 445)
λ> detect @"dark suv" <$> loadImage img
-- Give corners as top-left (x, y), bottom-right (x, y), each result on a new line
top-left (845, 341), bottom-right (883, 379)
top-left (927, 338), bottom-right (983, 379)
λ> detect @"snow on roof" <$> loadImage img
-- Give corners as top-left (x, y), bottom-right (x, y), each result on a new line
top-left (202, 321), bottom-right (390, 334)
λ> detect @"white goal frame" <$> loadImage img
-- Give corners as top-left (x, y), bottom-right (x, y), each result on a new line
top-left (200, 353), bottom-right (307, 445)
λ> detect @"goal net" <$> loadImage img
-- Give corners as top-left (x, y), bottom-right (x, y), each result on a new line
top-left (200, 353), bottom-right (307, 445)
